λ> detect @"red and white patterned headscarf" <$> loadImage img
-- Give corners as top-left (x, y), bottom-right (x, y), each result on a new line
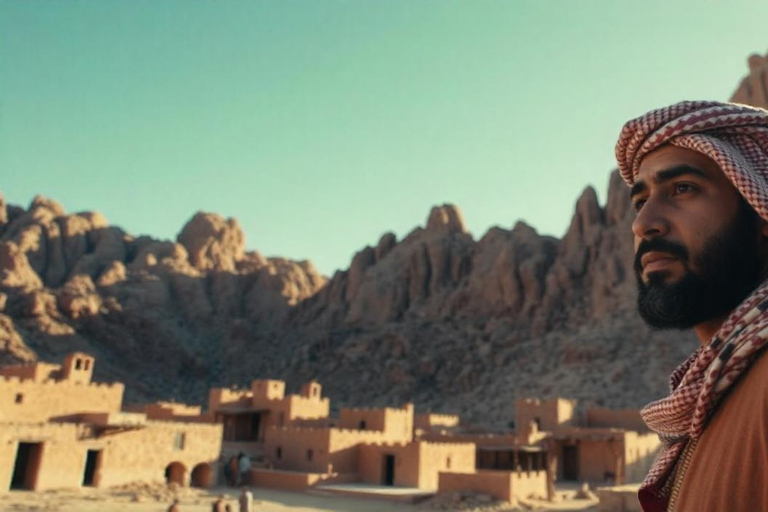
top-left (615, 101), bottom-right (768, 511)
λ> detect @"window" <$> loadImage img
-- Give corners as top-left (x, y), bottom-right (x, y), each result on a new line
top-left (446, 456), bottom-right (452, 469)
top-left (173, 432), bottom-right (186, 450)
top-left (14, 393), bottom-right (23, 404)
top-left (276, 447), bottom-right (282, 459)
top-left (75, 359), bottom-right (82, 370)
top-left (307, 449), bottom-right (313, 461)
top-left (84, 360), bottom-right (91, 371)
top-left (358, 420), bottom-right (367, 430)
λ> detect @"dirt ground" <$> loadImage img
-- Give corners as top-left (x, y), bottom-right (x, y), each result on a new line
top-left (0, 483), bottom-right (600, 512)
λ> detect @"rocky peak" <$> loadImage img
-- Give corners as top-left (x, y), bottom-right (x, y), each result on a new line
top-left (731, 51), bottom-right (768, 108)
top-left (177, 212), bottom-right (246, 272)
top-left (426, 204), bottom-right (467, 234)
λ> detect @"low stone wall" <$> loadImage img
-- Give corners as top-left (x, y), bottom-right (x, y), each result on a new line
top-left (249, 469), bottom-right (356, 491)
top-left (437, 470), bottom-right (548, 504)
top-left (438, 471), bottom-right (514, 503)
top-left (596, 485), bottom-right (643, 512)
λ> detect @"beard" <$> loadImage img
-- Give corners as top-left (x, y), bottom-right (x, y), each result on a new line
top-left (635, 200), bottom-right (763, 330)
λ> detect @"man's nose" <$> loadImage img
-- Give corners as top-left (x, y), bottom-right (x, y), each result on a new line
top-left (632, 198), bottom-right (670, 240)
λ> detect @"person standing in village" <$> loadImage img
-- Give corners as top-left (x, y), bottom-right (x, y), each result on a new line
top-left (238, 452), bottom-right (251, 486)
top-left (615, 100), bottom-right (768, 511)
top-left (239, 486), bottom-right (254, 512)
top-left (228, 455), bottom-right (239, 486)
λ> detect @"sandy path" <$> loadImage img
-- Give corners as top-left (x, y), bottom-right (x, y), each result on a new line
top-left (0, 486), bottom-right (415, 512)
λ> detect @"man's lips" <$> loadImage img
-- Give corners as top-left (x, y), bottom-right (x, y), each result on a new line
top-left (640, 252), bottom-right (679, 273)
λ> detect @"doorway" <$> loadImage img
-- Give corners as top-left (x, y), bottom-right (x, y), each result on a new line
top-left (10, 442), bottom-right (43, 490)
top-left (82, 450), bottom-right (101, 487)
top-left (562, 444), bottom-right (579, 481)
top-left (382, 454), bottom-right (395, 486)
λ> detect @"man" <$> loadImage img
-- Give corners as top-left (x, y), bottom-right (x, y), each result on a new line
top-left (237, 452), bottom-right (251, 486)
top-left (615, 100), bottom-right (768, 511)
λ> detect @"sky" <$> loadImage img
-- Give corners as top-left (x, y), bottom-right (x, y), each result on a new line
top-left (2, 1), bottom-right (767, 276)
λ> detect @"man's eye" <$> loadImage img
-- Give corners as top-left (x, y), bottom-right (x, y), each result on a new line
top-left (674, 183), bottom-right (694, 194)
top-left (633, 199), bottom-right (646, 212)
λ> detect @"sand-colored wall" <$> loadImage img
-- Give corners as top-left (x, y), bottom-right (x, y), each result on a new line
top-left (286, 395), bottom-right (330, 422)
top-left (515, 398), bottom-right (576, 432)
top-left (623, 432), bottom-right (660, 483)
top-left (251, 380), bottom-right (285, 403)
top-left (358, 442), bottom-right (419, 487)
top-left (414, 414), bottom-right (460, 430)
top-left (586, 407), bottom-right (647, 431)
top-left (0, 377), bottom-right (124, 423)
top-left (438, 469), bottom-right (548, 503)
top-left (417, 442), bottom-right (475, 489)
top-left (0, 363), bottom-right (61, 381)
top-left (207, 388), bottom-right (251, 412)
top-left (578, 439), bottom-right (620, 483)
top-left (339, 408), bottom-right (387, 432)
top-left (0, 420), bottom-right (221, 491)
top-left (327, 428), bottom-right (391, 474)
top-left (96, 420), bottom-right (222, 487)
top-left (263, 427), bottom-right (331, 473)
top-left (338, 404), bottom-right (413, 442)
top-left (142, 403), bottom-right (202, 419)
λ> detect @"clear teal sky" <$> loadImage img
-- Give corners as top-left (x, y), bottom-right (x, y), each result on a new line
top-left (2, 1), bottom-right (767, 275)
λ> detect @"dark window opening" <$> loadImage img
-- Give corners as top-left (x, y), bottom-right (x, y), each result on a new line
top-left (276, 447), bottom-right (282, 459)
top-left (15, 393), bottom-right (23, 404)
top-left (359, 420), bottom-right (367, 430)
top-left (307, 449), bottom-right (313, 461)
top-left (75, 359), bottom-right (82, 370)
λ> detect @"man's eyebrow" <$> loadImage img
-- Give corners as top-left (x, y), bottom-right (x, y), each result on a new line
top-left (629, 165), bottom-right (708, 200)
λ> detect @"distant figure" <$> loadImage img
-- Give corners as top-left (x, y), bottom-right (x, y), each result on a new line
top-left (238, 452), bottom-right (251, 485)
top-left (228, 455), bottom-right (239, 486)
top-left (212, 495), bottom-right (227, 512)
top-left (167, 499), bottom-right (180, 512)
top-left (239, 487), bottom-right (254, 512)
top-left (223, 459), bottom-right (233, 487)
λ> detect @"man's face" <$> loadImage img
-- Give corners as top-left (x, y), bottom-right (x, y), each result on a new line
top-left (630, 145), bottom-right (764, 329)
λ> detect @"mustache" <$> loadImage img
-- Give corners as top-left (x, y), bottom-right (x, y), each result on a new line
top-left (634, 238), bottom-right (689, 274)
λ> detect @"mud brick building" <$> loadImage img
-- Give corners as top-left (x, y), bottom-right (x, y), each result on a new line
top-left (0, 352), bottom-right (221, 491)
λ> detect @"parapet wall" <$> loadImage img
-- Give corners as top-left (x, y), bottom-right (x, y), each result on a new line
top-left (415, 413), bottom-right (460, 430)
top-left (586, 407), bottom-right (647, 431)
top-left (0, 377), bottom-right (124, 423)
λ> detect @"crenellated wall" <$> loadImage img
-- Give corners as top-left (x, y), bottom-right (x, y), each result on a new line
top-left (0, 376), bottom-right (124, 423)
top-left (415, 413), bottom-right (460, 430)
top-left (515, 398), bottom-right (576, 432)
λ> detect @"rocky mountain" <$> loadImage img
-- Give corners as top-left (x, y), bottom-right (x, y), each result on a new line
top-left (0, 170), bottom-right (697, 428)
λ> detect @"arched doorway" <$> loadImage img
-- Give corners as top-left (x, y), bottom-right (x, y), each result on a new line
top-left (165, 461), bottom-right (187, 486)
top-left (190, 463), bottom-right (213, 488)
